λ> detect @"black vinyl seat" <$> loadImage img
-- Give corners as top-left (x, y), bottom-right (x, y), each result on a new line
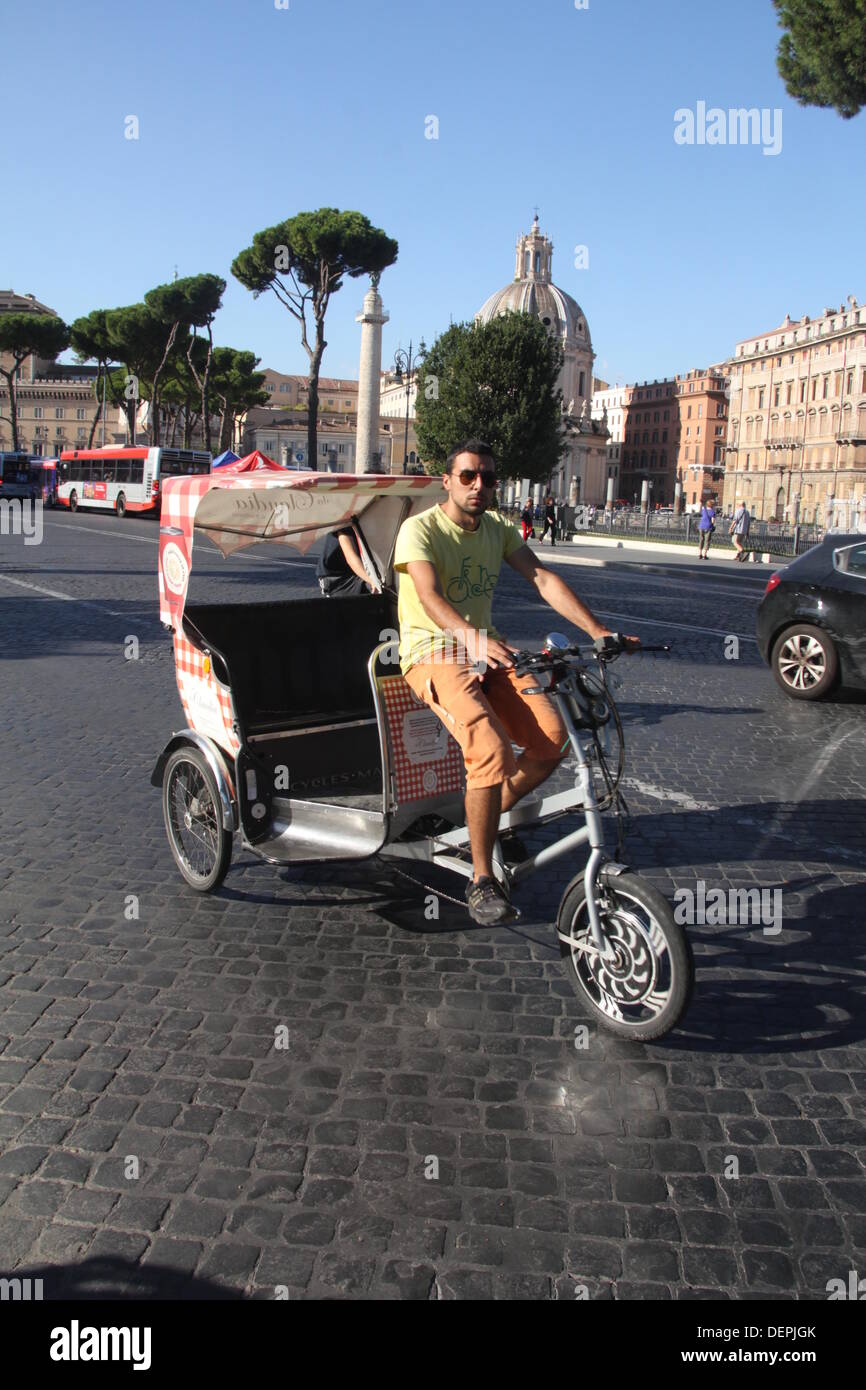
top-left (183, 594), bottom-right (396, 737)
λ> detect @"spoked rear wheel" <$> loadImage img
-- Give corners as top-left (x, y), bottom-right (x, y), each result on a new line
top-left (557, 867), bottom-right (694, 1040)
top-left (162, 746), bottom-right (232, 891)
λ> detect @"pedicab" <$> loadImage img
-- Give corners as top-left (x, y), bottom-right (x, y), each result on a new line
top-left (152, 461), bottom-right (694, 1040)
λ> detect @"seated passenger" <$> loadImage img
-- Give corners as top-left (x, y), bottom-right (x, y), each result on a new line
top-left (316, 527), bottom-right (381, 597)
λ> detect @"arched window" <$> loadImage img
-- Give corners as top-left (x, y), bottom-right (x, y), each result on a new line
top-left (775, 487), bottom-right (785, 522)
top-left (525, 251), bottom-right (530, 274)
top-left (534, 251), bottom-right (540, 272)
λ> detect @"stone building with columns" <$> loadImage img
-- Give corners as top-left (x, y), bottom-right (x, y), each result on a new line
top-left (722, 298), bottom-right (866, 524)
top-left (475, 216), bottom-right (610, 504)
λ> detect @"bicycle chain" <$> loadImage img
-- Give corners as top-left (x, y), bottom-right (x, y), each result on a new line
top-left (386, 860), bottom-right (472, 909)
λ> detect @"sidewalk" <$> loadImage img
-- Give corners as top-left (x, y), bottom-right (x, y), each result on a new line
top-left (527, 536), bottom-right (779, 580)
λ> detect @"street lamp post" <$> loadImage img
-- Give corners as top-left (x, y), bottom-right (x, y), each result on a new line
top-left (393, 338), bottom-right (426, 475)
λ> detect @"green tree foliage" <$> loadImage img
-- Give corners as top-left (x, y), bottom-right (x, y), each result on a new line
top-left (414, 312), bottom-right (564, 484)
top-left (209, 348), bottom-right (269, 454)
top-left (105, 304), bottom-right (165, 444)
top-left (774, 0), bottom-right (866, 118)
top-left (69, 309), bottom-right (126, 447)
top-left (232, 209), bottom-right (398, 468)
top-left (179, 275), bottom-right (226, 453)
top-left (160, 337), bottom-right (207, 448)
top-left (0, 313), bottom-right (69, 451)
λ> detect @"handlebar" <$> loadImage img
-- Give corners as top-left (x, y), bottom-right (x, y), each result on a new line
top-left (508, 634), bottom-right (670, 675)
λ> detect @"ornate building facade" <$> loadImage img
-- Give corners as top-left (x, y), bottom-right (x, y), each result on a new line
top-left (722, 300), bottom-right (866, 524)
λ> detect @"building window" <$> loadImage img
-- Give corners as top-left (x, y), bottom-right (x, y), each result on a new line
top-left (321, 443), bottom-right (329, 454)
top-left (76, 407), bottom-right (86, 420)
top-left (55, 407), bottom-right (64, 419)
top-left (578, 371), bottom-right (585, 396)
top-left (33, 406), bottom-right (43, 419)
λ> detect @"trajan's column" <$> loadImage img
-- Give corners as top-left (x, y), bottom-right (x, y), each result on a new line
top-left (355, 273), bottom-right (389, 473)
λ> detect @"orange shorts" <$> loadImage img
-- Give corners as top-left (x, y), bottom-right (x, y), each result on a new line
top-left (403, 660), bottom-right (568, 792)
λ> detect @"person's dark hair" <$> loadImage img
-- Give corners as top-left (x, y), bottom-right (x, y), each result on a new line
top-left (445, 438), bottom-right (496, 473)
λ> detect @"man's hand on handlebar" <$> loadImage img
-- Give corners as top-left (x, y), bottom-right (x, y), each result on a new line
top-left (480, 638), bottom-right (518, 670)
top-left (593, 629), bottom-right (642, 654)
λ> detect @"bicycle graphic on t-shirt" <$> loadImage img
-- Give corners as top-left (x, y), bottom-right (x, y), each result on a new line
top-left (446, 559), bottom-right (497, 604)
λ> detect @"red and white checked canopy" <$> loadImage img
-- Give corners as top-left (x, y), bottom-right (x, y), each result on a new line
top-left (158, 467), bottom-right (445, 627)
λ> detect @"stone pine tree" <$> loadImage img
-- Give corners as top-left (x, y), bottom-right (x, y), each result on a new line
top-left (415, 312), bottom-right (564, 484)
top-left (232, 209), bottom-right (398, 469)
top-left (0, 313), bottom-right (69, 451)
top-left (180, 275), bottom-right (226, 453)
top-left (774, 0), bottom-right (866, 118)
top-left (209, 348), bottom-right (268, 454)
top-left (105, 305), bottom-right (165, 444)
top-left (69, 309), bottom-right (127, 447)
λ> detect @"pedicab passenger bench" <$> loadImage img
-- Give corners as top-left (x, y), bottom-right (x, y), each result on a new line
top-left (180, 593), bottom-right (465, 855)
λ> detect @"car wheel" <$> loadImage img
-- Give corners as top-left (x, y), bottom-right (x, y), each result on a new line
top-left (69, 490), bottom-right (78, 513)
top-left (771, 623), bottom-right (839, 700)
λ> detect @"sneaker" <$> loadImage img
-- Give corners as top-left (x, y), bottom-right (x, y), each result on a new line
top-left (465, 876), bottom-right (517, 925)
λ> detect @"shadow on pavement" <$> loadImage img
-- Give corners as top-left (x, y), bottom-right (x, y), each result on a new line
top-left (0, 1256), bottom-right (244, 1300)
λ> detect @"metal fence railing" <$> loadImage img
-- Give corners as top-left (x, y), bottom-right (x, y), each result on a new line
top-left (499, 505), bottom-right (825, 558)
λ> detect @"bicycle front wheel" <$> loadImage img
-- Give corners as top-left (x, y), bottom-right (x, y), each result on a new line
top-left (557, 866), bottom-right (694, 1040)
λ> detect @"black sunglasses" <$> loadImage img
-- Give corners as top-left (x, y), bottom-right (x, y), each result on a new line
top-left (455, 467), bottom-right (497, 488)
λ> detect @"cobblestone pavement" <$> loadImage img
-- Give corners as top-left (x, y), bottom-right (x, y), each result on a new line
top-left (0, 511), bottom-right (864, 1300)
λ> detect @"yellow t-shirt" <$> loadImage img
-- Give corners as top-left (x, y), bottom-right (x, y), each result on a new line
top-left (394, 503), bottom-right (525, 673)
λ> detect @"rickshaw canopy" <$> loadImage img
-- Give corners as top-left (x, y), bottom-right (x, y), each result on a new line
top-left (158, 469), bottom-right (445, 627)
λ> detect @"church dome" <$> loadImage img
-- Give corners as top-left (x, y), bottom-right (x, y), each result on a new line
top-left (475, 215), bottom-right (591, 349)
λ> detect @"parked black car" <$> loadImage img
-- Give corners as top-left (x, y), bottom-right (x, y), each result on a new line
top-left (756, 532), bottom-right (866, 699)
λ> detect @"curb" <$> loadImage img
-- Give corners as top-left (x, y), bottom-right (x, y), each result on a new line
top-left (528, 543), bottom-right (776, 583)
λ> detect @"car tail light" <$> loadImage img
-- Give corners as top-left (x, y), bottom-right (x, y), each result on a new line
top-left (764, 572), bottom-right (782, 596)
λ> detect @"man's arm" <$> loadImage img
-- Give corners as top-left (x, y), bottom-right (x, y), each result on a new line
top-left (406, 560), bottom-right (516, 668)
top-left (505, 544), bottom-right (640, 647)
top-left (338, 531), bottom-right (379, 591)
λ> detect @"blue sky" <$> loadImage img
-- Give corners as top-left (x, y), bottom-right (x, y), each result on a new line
top-left (4, 0), bottom-right (865, 385)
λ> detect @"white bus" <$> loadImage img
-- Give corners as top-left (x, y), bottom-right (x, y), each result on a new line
top-left (57, 446), bottom-right (212, 517)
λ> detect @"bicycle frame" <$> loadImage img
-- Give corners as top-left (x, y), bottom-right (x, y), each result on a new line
top-left (381, 655), bottom-right (625, 961)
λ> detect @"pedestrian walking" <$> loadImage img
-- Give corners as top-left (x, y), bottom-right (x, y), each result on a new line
top-left (697, 499), bottom-right (716, 558)
top-left (540, 494), bottom-right (557, 546)
top-left (520, 498), bottom-right (536, 541)
top-left (729, 500), bottom-right (751, 561)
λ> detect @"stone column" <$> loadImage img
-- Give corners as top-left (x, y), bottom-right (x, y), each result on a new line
top-left (355, 276), bottom-right (389, 473)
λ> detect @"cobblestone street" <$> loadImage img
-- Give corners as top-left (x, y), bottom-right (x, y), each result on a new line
top-left (1, 512), bottom-right (864, 1300)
